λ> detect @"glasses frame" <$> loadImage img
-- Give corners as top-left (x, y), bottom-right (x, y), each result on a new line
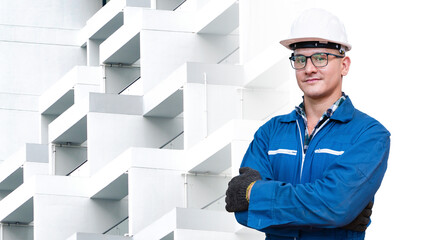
top-left (289, 52), bottom-right (344, 70)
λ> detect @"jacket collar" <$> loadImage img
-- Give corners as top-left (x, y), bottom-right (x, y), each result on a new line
top-left (330, 97), bottom-right (355, 123)
top-left (278, 97), bottom-right (355, 123)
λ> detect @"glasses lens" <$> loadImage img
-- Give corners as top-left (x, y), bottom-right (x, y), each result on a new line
top-left (311, 53), bottom-right (328, 67)
top-left (293, 55), bottom-right (306, 69)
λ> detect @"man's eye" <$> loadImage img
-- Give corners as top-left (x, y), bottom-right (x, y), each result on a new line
top-left (313, 54), bottom-right (327, 61)
top-left (295, 57), bottom-right (306, 63)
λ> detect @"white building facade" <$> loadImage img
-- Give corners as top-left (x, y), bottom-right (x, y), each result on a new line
top-left (4, 0), bottom-right (425, 239)
top-left (0, 0), bottom-right (302, 239)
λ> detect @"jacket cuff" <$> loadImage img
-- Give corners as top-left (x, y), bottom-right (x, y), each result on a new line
top-left (247, 180), bottom-right (276, 229)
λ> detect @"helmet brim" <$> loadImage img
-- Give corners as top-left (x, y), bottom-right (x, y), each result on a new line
top-left (280, 37), bottom-right (352, 52)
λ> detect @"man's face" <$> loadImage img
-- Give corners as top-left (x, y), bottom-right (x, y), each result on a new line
top-left (293, 48), bottom-right (350, 101)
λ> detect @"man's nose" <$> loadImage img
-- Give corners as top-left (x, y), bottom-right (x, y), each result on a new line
top-left (305, 58), bottom-right (318, 73)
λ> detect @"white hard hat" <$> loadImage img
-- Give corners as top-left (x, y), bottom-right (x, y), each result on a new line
top-left (280, 8), bottom-right (351, 52)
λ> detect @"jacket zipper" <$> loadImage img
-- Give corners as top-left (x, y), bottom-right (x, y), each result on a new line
top-left (296, 118), bottom-right (330, 182)
top-left (296, 120), bottom-right (305, 182)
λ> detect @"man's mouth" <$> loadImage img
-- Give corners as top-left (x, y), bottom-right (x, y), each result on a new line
top-left (304, 78), bottom-right (320, 83)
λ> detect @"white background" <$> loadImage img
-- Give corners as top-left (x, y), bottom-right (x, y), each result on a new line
top-left (290, 1), bottom-right (427, 238)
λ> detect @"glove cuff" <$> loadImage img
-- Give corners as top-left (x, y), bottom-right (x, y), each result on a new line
top-left (245, 181), bottom-right (256, 202)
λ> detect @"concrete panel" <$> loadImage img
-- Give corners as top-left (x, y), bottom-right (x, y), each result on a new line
top-left (174, 0), bottom-right (210, 11)
top-left (174, 229), bottom-right (261, 240)
top-left (133, 208), bottom-right (244, 239)
top-left (0, 168), bottom-right (23, 192)
top-left (54, 146), bottom-right (87, 176)
top-left (33, 195), bottom-right (128, 240)
top-left (142, 65), bottom-right (186, 117)
top-left (104, 66), bottom-right (141, 94)
top-left (128, 168), bottom-right (185, 235)
top-left (25, 144), bottom-right (49, 164)
top-left (78, 1), bottom-right (124, 45)
top-left (183, 83), bottom-right (241, 149)
top-left (188, 144), bottom-right (231, 174)
top-left (239, 0), bottom-right (309, 65)
top-left (186, 174), bottom-right (230, 209)
top-left (49, 107), bottom-right (88, 145)
top-left (0, 93), bottom-right (38, 113)
top-left (0, 180), bottom-right (34, 224)
top-left (67, 232), bottom-right (129, 240)
top-left (2, 198), bottom-right (33, 224)
top-left (23, 162), bottom-right (49, 184)
top-left (155, 0), bottom-right (183, 10)
top-left (140, 30), bottom-right (239, 94)
top-left (0, 0), bottom-right (101, 29)
top-left (0, 24), bottom-right (79, 47)
top-left (0, 109), bottom-right (39, 161)
top-left (241, 88), bottom-right (290, 121)
top-left (87, 113), bottom-right (183, 174)
top-left (0, 144), bottom-right (48, 195)
top-left (230, 140), bottom-right (252, 176)
top-left (89, 147), bottom-right (184, 200)
top-left (99, 25), bottom-right (140, 65)
top-left (0, 42), bottom-right (86, 96)
top-left (243, 44), bottom-right (289, 89)
top-left (185, 120), bottom-right (260, 173)
top-left (186, 62), bottom-right (244, 86)
top-left (88, 93), bottom-right (143, 115)
top-left (195, 0), bottom-right (239, 35)
top-left (139, 8), bottom-right (195, 32)
top-left (91, 174), bottom-right (128, 200)
top-left (143, 62), bottom-right (244, 118)
top-left (0, 224), bottom-right (34, 240)
top-left (39, 66), bottom-right (102, 116)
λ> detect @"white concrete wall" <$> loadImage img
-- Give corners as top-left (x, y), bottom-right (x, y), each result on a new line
top-left (0, 110), bottom-right (40, 161)
top-left (0, 0), bottom-right (101, 161)
top-left (186, 174), bottom-right (230, 209)
top-left (140, 30), bottom-right (239, 94)
top-left (0, 224), bottom-right (33, 240)
top-left (33, 194), bottom-right (128, 240)
top-left (87, 112), bottom-right (183, 174)
top-left (0, 0), bottom-right (101, 29)
top-left (183, 83), bottom-right (241, 149)
top-left (2, 0), bottom-right (425, 239)
top-left (54, 146), bottom-right (87, 176)
top-left (105, 66), bottom-right (140, 94)
top-left (128, 167), bottom-right (185, 235)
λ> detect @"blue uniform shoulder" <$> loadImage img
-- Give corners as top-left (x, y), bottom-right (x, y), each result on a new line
top-left (351, 108), bottom-right (391, 137)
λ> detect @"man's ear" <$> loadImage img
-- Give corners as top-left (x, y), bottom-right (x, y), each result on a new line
top-left (341, 56), bottom-right (351, 76)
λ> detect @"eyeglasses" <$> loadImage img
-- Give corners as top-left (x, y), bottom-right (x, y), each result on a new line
top-left (289, 52), bottom-right (344, 70)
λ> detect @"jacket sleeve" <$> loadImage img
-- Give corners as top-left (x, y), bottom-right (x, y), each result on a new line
top-left (236, 122), bottom-right (390, 231)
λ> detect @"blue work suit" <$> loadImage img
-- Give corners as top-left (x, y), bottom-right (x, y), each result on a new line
top-left (235, 97), bottom-right (390, 239)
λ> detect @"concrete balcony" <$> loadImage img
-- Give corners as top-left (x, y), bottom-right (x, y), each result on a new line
top-left (89, 148), bottom-right (185, 201)
top-left (194, 0), bottom-right (239, 34)
top-left (142, 62), bottom-right (243, 118)
top-left (185, 119), bottom-right (260, 175)
top-left (99, 23), bottom-right (141, 65)
top-left (66, 233), bottom-right (130, 240)
top-left (0, 144), bottom-right (49, 200)
top-left (243, 43), bottom-right (289, 89)
top-left (0, 175), bottom-right (88, 224)
top-left (97, 0), bottom-right (239, 65)
top-left (48, 93), bottom-right (143, 145)
top-left (39, 66), bottom-right (102, 118)
top-left (133, 207), bottom-right (264, 240)
top-left (78, 0), bottom-right (151, 47)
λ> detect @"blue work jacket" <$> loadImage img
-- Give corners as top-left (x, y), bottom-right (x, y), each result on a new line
top-left (235, 97), bottom-right (390, 240)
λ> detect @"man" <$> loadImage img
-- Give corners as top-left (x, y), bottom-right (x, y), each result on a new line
top-left (225, 8), bottom-right (390, 240)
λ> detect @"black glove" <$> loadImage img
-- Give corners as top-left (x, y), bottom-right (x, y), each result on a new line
top-left (342, 201), bottom-right (373, 232)
top-left (225, 167), bottom-right (262, 212)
